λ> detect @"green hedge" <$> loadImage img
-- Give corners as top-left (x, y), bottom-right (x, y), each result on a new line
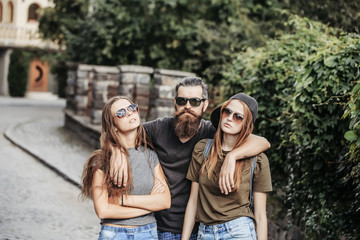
top-left (224, 14), bottom-right (360, 239)
top-left (8, 49), bottom-right (31, 97)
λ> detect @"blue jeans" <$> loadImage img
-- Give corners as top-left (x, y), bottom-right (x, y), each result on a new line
top-left (98, 222), bottom-right (158, 240)
top-left (157, 230), bottom-right (197, 240)
top-left (197, 217), bottom-right (257, 240)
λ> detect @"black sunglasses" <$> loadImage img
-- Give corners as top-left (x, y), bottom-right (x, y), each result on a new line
top-left (175, 97), bottom-right (206, 107)
top-left (115, 104), bottom-right (139, 119)
top-left (221, 107), bottom-right (243, 123)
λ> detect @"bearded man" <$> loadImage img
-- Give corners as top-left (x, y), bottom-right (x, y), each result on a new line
top-left (110, 77), bottom-right (270, 240)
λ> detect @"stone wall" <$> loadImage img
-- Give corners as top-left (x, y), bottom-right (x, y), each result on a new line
top-left (118, 65), bottom-right (153, 122)
top-left (65, 63), bottom-right (197, 125)
top-left (64, 63), bottom-right (198, 152)
top-left (148, 69), bottom-right (195, 121)
top-left (91, 66), bottom-right (120, 124)
top-left (65, 62), bottom-right (97, 115)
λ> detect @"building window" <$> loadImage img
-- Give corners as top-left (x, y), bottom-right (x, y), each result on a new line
top-left (28, 3), bottom-right (40, 21)
top-left (6, 1), bottom-right (13, 23)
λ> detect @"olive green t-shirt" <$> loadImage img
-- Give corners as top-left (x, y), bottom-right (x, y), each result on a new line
top-left (186, 139), bottom-right (273, 225)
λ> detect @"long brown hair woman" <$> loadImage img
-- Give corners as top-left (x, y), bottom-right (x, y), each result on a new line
top-left (81, 96), bottom-right (170, 240)
top-left (182, 93), bottom-right (272, 240)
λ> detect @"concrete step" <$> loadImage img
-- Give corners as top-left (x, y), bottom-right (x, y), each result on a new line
top-left (25, 91), bottom-right (59, 100)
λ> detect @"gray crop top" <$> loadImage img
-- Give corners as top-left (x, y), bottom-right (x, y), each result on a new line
top-left (101, 146), bottom-right (159, 226)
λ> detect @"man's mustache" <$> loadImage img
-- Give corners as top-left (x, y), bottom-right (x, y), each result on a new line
top-left (176, 109), bottom-right (197, 118)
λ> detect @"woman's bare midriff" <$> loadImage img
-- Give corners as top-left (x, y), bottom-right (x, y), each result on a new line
top-left (102, 223), bottom-right (139, 228)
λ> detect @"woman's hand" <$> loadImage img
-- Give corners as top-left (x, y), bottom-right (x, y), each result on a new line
top-left (110, 145), bottom-right (128, 187)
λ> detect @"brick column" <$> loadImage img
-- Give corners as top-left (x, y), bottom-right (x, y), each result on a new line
top-left (147, 69), bottom-right (196, 121)
top-left (118, 65), bottom-right (154, 122)
top-left (91, 66), bottom-right (120, 124)
top-left (65, 62), bottom-right (97, 115)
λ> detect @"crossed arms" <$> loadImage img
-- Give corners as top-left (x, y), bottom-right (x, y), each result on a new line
top-left (92, 163), bottom-right (171, 220)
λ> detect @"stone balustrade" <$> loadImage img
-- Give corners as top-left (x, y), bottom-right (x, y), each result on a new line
top-left (118, 65), bottom-right (154, 122)
top-left (148, 69), bottom-right (195, 120)
top-left (64, 63), bottom-right (199, 143)
top-left (0, 23), bottom-right (58, 49)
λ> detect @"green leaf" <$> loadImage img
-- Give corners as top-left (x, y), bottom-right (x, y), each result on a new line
top-left (324, 56), bottom-right (337, 68)
top-left (352, 83), bottom-right (360, 94)
top-left (303, 76), bottom-right (314, 88)
top-left (292, 102), bottom-right (300, 112)
top-left (344, 131), bottom-right (358, 141)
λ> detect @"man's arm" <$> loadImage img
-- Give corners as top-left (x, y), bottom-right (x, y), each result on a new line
top-left (219, 134), bottom-right (270, 194)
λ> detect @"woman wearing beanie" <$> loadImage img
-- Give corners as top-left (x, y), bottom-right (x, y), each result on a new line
top-left (182, 93), bottom-right (272, 240)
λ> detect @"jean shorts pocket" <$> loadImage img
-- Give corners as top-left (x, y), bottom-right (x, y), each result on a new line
top-left (229, 225), bottom-right (252, 239)
top-left (149, 228), bottom-right (158, 239)
top-left (98, 229), bottom-right (116, 240)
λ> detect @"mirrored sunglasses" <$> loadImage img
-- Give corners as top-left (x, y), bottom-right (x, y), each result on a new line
top-left (221, 107), bottom-right (243, 123)
top-left (115, 104), bottom-right (139, 119)
top-left (175, 97), bottom-right (206, 107)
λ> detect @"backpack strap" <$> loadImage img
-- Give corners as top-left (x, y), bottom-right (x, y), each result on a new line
top-left (249, 156), bottom-right (257, 213)
top-left (203, 139), bottom-right (213, 161)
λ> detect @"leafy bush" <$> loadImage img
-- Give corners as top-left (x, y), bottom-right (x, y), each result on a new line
top-left (225, 14), bottom-right (360, 239)
top-left (287, 32), bottom-right (360, 239)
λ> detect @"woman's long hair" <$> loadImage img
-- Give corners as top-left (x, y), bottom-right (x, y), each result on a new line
top-left (80, 96), bottom-right (153, 200)
top-left (201, 99), bottom-right (254, 189)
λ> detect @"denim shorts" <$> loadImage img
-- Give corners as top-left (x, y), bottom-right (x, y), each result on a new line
top-left (98, 222), bottom-right (158, 240)
top-left (157, 230), bottom-right (197, 240)
top-left (197, 217), bottom-right (257, 240)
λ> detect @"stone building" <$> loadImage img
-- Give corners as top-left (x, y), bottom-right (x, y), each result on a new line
top-left (0, 0), bottom-right (58, 97)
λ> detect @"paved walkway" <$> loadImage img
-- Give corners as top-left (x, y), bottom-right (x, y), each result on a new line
top-left (3, 96), bottom-right (94, 187)
top-left (0, 96), bottom-right (99, 239)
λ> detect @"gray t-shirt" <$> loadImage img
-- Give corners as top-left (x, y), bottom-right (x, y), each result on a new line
top-left (101, 146), bottom-right (159, 226)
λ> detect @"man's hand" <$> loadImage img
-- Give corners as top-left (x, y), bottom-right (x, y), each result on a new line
top-left (150, 180), bottom-right (167, 194)
top-left (110, 146), bottom-right (128, 187)
top-left (218, 153), bottom-right (236, 195)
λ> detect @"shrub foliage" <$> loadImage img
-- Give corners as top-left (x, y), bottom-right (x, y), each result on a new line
top-left (225, 14), bottom-right (360, 239)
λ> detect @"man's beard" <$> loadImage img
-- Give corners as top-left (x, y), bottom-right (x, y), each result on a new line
top-left (174, 109), bottom-right (203, 139)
